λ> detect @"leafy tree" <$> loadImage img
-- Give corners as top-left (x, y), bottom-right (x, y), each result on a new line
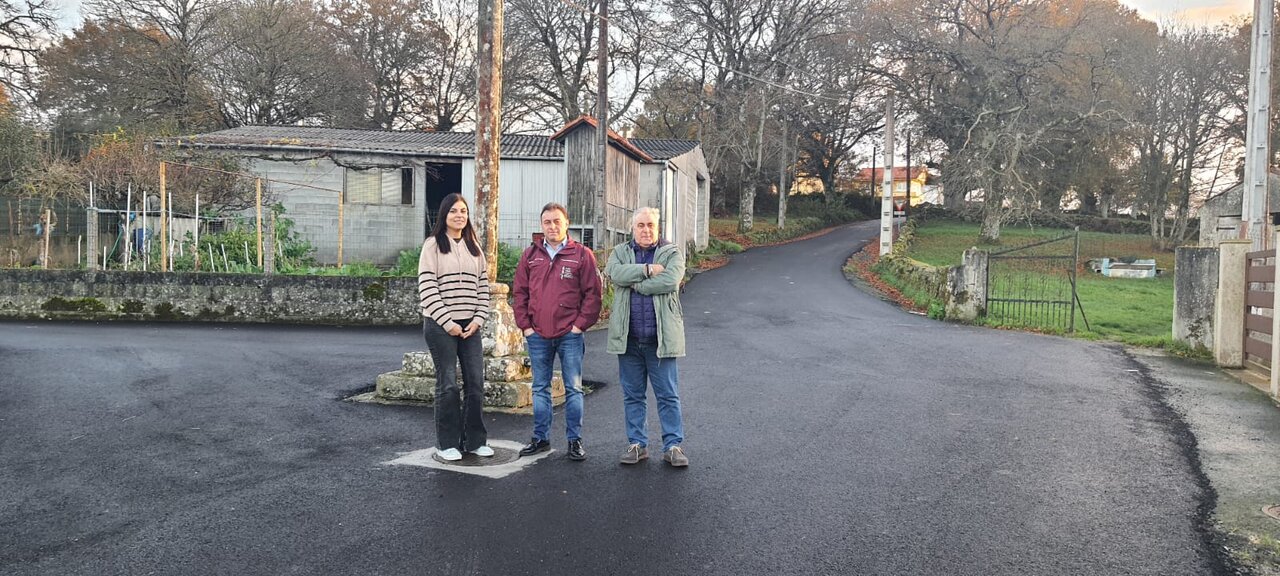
top-left (83, 0), bottom-right (231, 130)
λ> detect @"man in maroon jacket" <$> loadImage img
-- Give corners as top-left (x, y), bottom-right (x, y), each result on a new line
top-left (513, 203), bottom-right (603, 460)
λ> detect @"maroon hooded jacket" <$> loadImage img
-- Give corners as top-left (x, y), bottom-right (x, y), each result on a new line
top-left (512, 239), bottom-right (603, 338)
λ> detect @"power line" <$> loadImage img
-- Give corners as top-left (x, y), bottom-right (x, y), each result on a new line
top-left (543, 0), bottom-right (850, 102)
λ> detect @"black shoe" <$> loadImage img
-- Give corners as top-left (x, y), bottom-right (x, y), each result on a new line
top-left (567, 439), bottom-right (586, 461)
top-left (519, 437), bottom-right (550, 457)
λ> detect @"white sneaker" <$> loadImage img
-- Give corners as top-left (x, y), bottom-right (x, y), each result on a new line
top-left (471, 445), bottom-right (495, 457)
top-left (437, 448), bottom-right (462, 461)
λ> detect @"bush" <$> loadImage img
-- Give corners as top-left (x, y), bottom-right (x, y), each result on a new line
top-left (297, 261), bottom-right (383, 276)
top-left (392, 246), bottom-right (421, 277)
top-left (708, 237), bottom-right (743, 254)
top-left (497, 242), bottom-right (522, 284)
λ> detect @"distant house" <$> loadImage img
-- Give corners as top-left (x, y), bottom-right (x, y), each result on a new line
top-left (162, 120), bottom-right (711, 265)
top-left (851, 167), bottom-right (934, 205)
top-left (1197, 172), bottom-right (1280, 246)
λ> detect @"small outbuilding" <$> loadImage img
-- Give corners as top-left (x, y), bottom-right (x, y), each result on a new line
top-left (164, 120), bottom-right (712, 265)
top-left (1197, 172), bottom-right (1280, 246)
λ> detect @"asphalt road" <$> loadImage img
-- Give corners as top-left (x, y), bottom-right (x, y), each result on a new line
top-left (1, 220), bottom-right (1233, 575)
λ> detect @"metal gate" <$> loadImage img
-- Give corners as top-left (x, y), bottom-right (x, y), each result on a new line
top-left (1244, 248), bottom-right (1274, 375)
top-left (985, 228), bottom-right (1087, 333)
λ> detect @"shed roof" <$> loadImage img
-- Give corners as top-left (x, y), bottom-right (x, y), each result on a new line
top-left (162, 126), bottom-right (565, 160)
top-left (630, 138), bottom-right (701, 161)
top-left (550, 116), bottom-right (653, 162)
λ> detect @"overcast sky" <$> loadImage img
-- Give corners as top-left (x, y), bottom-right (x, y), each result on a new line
top-left (1119, 0), bottom-right (1251, 25)
top-left (53, 0), bottom-right (1256, 30)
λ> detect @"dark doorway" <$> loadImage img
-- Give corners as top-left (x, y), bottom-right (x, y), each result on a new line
top-left (424, 163), bottom-right (462, 236)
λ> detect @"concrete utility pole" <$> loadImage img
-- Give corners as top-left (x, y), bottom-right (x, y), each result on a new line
top-left (1243, 0), bottom-right (1274, 250)
top-left (594, 0), bottom-right (609, 249)
top-left (905, 132), bottom-right (912, 219)
top-left (880, 93), bottom-right (896, 256)
top-left (475, 0), bottom-right (504, 280)
top-left (778, 122), bottom-right (788, 230)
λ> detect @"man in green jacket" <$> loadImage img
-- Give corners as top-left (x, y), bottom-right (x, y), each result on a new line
top-left (605, 207), bottom-right (689, 467)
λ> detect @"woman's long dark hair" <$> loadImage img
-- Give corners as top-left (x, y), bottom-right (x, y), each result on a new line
top-left (431, 193), bottom-right (482, 256)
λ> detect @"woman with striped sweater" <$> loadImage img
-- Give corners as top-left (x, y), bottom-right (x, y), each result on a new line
top-left (418, 193), bottom-right (492, 461)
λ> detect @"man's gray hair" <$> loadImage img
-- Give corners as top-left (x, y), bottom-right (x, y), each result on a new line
top-left (631, 206), bottom-right (661, 226)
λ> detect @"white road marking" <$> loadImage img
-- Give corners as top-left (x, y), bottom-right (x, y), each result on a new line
top-left (383, 439), bottom-right (553, 479)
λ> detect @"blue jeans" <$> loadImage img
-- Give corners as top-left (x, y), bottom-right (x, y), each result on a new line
top-left (526, 331), bottom-right (584, 442)
top-left (619, 338), bottom-right (683, 451)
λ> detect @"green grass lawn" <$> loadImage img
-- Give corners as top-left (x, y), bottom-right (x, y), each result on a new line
top-left (905, 219), bottom-right (1180, 349)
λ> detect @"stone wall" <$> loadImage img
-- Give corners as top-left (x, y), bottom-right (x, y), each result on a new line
top-left (0, 269), bottom-right (418, 325)
top-left (878, 219), bottom-right (951, 313)
top-left (876, 219), bottom-right (987, 322)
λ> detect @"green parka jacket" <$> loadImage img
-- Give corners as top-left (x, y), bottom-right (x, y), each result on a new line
top-left (604, 241), bottom-right (686, 358)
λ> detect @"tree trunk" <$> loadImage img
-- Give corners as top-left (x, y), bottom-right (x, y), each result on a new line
top-left (979, 201), bottom-right (1002, 243)
top-left (979, 179), bottom-right (1003, 243)
top-left (739, 176), bottom-right (755, 233)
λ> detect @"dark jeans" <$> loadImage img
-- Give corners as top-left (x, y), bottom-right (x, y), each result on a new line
top-left (423, 318), bottom-right (487, 451)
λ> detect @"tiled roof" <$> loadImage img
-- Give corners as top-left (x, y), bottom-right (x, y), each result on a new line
top-left (550, 116), bottom-right (654, 162)
top-left (163, 126), bottom-right (564, 159)
top-left (630, 138), bottom-right (701, 161)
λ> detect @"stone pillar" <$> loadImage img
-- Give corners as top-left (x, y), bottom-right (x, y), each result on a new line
top-left (373, 283), bottom-right (565, 411)
top-left (1173, 247), bottom-right (1218, 351)
top-left (1215, 240), bottom-right (1251, 367)
top-left (945, 247), bottom-right (987, 322)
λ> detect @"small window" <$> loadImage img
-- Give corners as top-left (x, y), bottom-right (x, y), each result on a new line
top-left (401, 168), bottom-right (413, 205)
top-left (344, 169), bottom-right (382, 204)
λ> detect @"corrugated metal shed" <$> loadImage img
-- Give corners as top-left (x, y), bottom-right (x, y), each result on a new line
top-left (167, 126), bottom-right (564, 160)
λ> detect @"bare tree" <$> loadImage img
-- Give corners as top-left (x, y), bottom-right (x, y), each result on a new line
top-left (882, 0), bottom-right (1140, 242)
top-left (503, 0), bottom-right (658, 131)
top-left (328, 0), bottom-right (448, 129)
top-left (661, 0), bottom-right (842, 230)
top-left (410, 0), bottom-right (477, 131)
top-left (789, 8), bottom-right (884, 203)
top-left (209, 0), bottom-right (364, 126)
top-left (0, 0), bottom-right (57, 101)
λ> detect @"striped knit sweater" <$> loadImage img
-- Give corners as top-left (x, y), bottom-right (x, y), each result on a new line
top-left (417, 237), bottom-right (490, 331)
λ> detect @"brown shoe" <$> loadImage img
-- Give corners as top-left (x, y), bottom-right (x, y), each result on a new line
top-left (663, 446), bottom-right (688, 467)
top-left (619, 443), bottom-right (648, 465)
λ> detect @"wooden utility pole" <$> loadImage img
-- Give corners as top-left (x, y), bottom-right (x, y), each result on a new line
top-left (1243, 0), bottom-right (1274, 250)
top-left (593, 0), bottom-right (609, 249)
top-left (476, 0), bottom-right (504, 279)
top-left (879, 93), bottom-right (895, 256)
